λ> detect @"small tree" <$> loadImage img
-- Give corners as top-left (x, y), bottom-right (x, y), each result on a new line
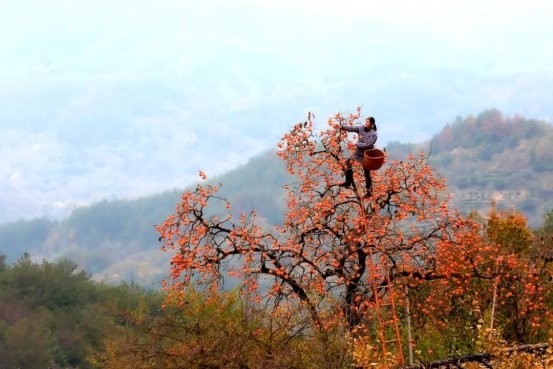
top-left (408, 204), bottom-right (553, 357)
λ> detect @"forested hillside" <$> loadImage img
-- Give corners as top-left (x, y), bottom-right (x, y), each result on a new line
top-left (0, 254), bottom-right (163, 369)
top-left (1, 109), bottom-right (552, 284)
top-left (427, 109), bottom-right (553, 223)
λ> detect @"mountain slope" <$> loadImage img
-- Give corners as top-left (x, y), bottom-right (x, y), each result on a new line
top-left (1, 109), bottom-right (552, 284)
top-left (426, 109), bottom-right (553, 224)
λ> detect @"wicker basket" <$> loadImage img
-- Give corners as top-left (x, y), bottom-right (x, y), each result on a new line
top-left (362, 148), bottom-right (386, 171)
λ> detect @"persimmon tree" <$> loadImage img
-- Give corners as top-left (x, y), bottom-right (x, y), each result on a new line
top-left (156, 109), bottom-right (487, 337)
top-left (481, 206), bottom-right (552, 342)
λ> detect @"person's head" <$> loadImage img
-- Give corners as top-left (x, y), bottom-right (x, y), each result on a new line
top-left (364, 116), bottom-right (377, 131)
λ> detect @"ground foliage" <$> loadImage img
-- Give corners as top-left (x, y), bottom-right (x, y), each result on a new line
top-left (97, 289), bottom-right (351, 369)
top-left (0, 254), bottom-right (162, 369)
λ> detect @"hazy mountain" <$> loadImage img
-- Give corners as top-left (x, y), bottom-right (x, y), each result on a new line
top-left (1, 109), bottom-right (552, 285)
top-left (418, 109), bottom-right (553, 225)
top-left (2, 69), bottom-right (552, 224)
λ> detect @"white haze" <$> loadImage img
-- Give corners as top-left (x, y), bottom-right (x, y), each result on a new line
top-left (1, 0), bottom-right (552, 223)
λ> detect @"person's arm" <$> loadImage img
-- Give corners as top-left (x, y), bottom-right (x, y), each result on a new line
top-left (340, 124), bottom-right (360, 132)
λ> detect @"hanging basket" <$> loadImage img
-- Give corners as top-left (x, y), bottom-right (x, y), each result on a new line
top-left (363, 148), bottom-right (386, 171)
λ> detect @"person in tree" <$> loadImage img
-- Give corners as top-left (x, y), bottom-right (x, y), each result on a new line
top-left (340, 116), bottom-right (378, 197)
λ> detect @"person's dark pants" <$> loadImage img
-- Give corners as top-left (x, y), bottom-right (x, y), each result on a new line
top-left (343, 161), bottom-right (354, 187)
top-left (363, 167), bottom-right (372, 194)
top-left (342, 156), bottom-right (372, 194)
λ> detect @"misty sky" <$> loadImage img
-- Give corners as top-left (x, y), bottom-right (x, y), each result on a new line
top-left (1, 0), bottom-right (553, 223)
top-left (2, 1), bottom-right (553, 78)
